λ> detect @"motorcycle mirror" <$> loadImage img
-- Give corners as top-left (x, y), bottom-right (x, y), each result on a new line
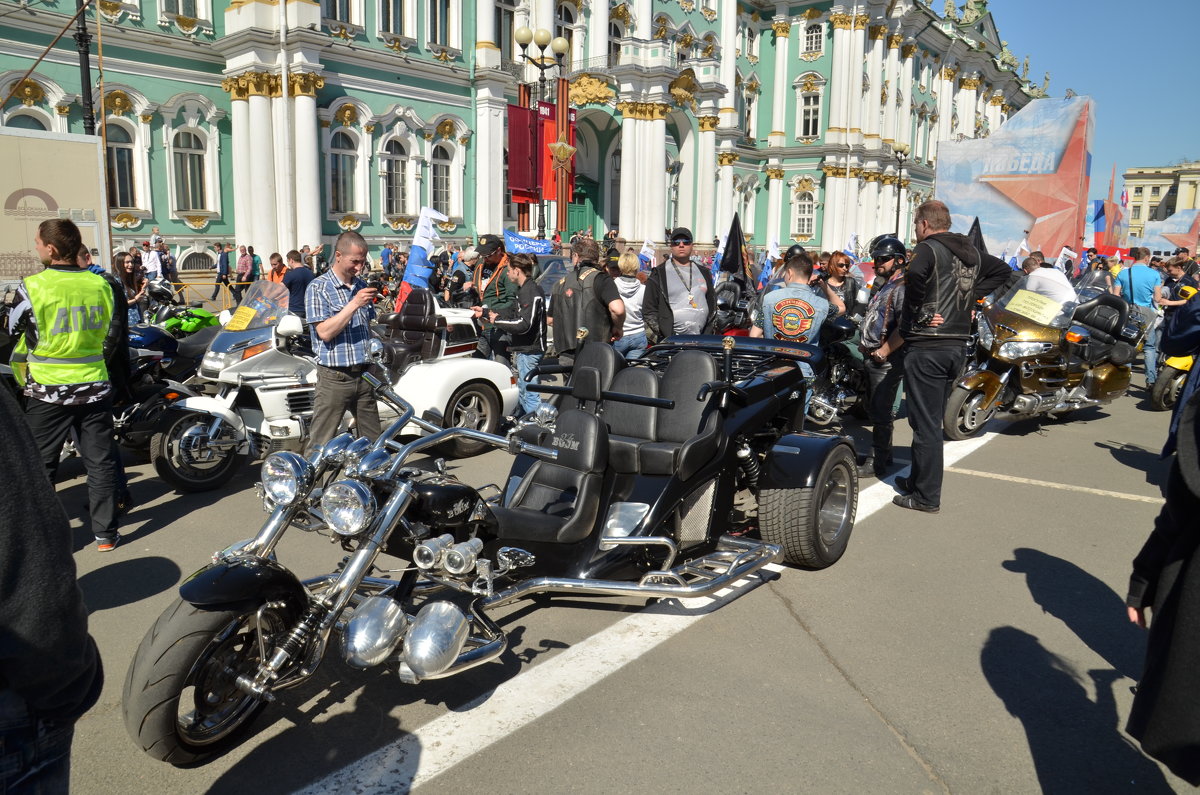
top-left (434, 457), bottom-right (447, 475)
top-left (365, 337), bottom-right (386, 364)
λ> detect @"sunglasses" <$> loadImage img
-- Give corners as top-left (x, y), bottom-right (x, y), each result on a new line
top-left (671, 239), bottom-right (692, 246)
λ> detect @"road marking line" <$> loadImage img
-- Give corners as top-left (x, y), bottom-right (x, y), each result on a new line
top-left (297, 431), bottom-right (998, 793)
top-left (944, 466), bottom-right (1162, 504)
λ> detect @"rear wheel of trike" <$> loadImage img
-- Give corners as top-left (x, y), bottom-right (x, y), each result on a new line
top-left (122, 598), bottom-right (287, 765)
top-left (758, 445), bottom-right (857, 568)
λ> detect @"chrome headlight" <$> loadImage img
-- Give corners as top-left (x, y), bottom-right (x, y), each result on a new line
top-left (320, 480), bottom-right (376, 536)
top-left (347, 448), bottom-right (393, 480)
top-left (260, 451), bottom-right (314, 506)
top-left (318, 432), bottom-right (356, 465)
top-left (414, 533), bottom-right (455, 570)
top-left (997, 340), bottom-right (1052, 360)
top-left (444, 538), bottom-right (484, 576)
top-left (342, 436), bottom-right (373, 471)
top-left (976, 316), bottom-right (995, 351)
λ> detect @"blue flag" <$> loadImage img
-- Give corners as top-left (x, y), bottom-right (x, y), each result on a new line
top-left (402, 245), bottom-right (433, 289)
top-left (503, 229), bottom-right (554, 254)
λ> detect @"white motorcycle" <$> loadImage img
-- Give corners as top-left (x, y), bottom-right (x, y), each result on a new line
top-left (150, 282), bottom-right (518, 491)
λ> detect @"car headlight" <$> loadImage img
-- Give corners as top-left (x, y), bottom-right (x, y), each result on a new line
top-left (320, 480), bottom-right (376, 536)
top-left (976, 317), bottom-right (995, 350)
top-left (998, 341), bottom-right (1051, 360)
top-left (260, 451), bottom-right (314, 506)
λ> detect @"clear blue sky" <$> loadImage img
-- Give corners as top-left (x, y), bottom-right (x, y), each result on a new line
top-left (989, 0), bottom-right (1200, 201)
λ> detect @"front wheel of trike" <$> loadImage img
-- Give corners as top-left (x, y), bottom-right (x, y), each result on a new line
top-left (758, 445), bottom-right (858, 568)
top-left (122, 597), bottom-right (287, 765)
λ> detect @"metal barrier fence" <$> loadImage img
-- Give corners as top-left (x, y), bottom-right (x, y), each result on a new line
top-left (170, 280), bottom-right (258, 313)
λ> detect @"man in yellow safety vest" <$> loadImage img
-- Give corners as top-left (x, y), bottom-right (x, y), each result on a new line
top-left (7, 219), bottom-right (125, 551)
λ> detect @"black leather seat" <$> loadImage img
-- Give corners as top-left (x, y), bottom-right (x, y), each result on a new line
top-left (490, 408), bottom-right (608, 544)
top-left (552, 342), bottom-right (623, 412)
top-left (378, 289), bottom-right (445, 371)
top-left (605, 366), bottom-right (659, 474)
top-left (1072, 292), bottom-right (1134, 365)
top-left (638, 350), bottom-right (720, 481)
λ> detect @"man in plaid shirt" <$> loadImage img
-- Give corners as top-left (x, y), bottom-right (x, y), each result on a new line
top-left (305, 230), bottom-right (380, 453)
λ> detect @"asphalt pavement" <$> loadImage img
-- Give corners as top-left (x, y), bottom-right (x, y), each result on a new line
top-left (58, 379), bottom-right (1187, 794)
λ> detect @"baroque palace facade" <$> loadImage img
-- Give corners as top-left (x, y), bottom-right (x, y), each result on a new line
top-left (0, 0), bottom-right (1037, 268)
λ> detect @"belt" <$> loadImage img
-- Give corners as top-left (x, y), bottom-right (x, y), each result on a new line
top-left (320, 363), bottom-right (368, 375)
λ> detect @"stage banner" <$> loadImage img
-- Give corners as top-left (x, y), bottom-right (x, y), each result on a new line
top-left (934, 96), bottom-right (1094, 259)
top-left (503, 229), bottom-right (555, 254)
top-left (1131, 209), bottom-right (1200, 255)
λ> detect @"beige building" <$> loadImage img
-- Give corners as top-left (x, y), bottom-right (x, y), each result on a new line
top-left (1124, 162), bottom-right (1200, 239)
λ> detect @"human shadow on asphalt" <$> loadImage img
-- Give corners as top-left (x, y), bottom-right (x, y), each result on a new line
top-left (1002, 548), bottom-right (1146, 679)
top-left (981, 626), bottom-right (1171, 793)
top-left (77, 556), bottom-right (181, 613)
top-left (1094, 440), bottom-right (1169, 490)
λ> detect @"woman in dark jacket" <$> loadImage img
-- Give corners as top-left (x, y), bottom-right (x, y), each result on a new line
top-left (1125, 389), bottom-right (1200, 785)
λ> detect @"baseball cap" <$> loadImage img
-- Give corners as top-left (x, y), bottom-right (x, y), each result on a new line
top-left (668, 227), bottom-right (693, 243)
top-left (142, 241), bottom-right (151, 246)
top-left (1173, 247), bottom-right (1190, 255)
top-left (476, 234), bottom-right (503, 257)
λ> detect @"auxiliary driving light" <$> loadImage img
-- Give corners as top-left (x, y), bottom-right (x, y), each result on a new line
top-left (443, 538), bottom-right (484, 576)
top-left (320, 480), bottom-right (376, 536)
top-left (414, 534), bottom-right (455, 570)
top-left (260, 451), bottom-right (315, 506)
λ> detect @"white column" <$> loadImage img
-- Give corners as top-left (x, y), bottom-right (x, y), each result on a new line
top-left (898, 45), bottom-right (915, 148)
top-left (934, 65), bottom-right (955, 159)
top-left (897, 180), bottom-right (910, 246)
top-left (956, 73), bottom-right (978, 138)
top-left (618, 112), bottom-right (638, 241)
top-left (847, 17), bottom-right (866, 141)
top-left (861, 173), bottom-right (880, 241)
top-left (766, 171), bottom-right (783, 246)
top-left (880, 177), bottom-right (896, 236)
top-left (533, 0), bottom-right (554, 35)
top-left (272, 90), bottom-right (295, 251)
top-left (718, 0), bottom-right (738, 127)
top-left (248, 82), bottom-right (280, 257)
top-left (644, 113), bottom-right (667, 243)
top-left (863, 26), bottom-right (885, 147)
top-left (228, 90), bottom-right (251, 247)
top-left (715, 154), bottom-right (735, 240)
top-left (588, 0), bottom-right (608, 61)
top-left (695, 118), bottom-right (718, 242)
top-left (827, 12), bottom-right (852, 144)
top-left (843, 172), bottom-right (860, 249)
top-left (632, 0), bottom-right (652, 39)
top-left (475, 0), bottom-right (499, 69)
top-left (768, 19), bottom-right (789, 147)
top-left (882, 33), bottom-right (900, 146)
top-left (985, 93), bottom-right (1003, 132)
top-left (293, 88), bottom-right (322, 249)
top-left (820, 169), bottom-right (842, 249)
top-left (474, 82), bottom-right (506, 235)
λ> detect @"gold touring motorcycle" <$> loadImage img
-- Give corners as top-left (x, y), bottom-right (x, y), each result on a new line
top-left (944, 273), bottom-right (1148, 440)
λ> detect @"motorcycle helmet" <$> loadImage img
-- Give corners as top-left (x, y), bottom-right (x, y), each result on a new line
top-left (784, 243), bottom-right (806, 261)
top-left (146, 278), bottom-right (175, 304)
top-left (869, 236), bottom-right (906, 265)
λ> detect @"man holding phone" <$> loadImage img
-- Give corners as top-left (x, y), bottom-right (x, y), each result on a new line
top-left (305, 230), bottom-right (380, 453)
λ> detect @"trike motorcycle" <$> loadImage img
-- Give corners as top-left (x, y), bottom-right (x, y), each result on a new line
top-left (122, 335), bottom-right (859, 765)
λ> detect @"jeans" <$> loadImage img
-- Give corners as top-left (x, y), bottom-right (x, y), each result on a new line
top-left (24, 396), bottom-right (119, 541)
top-left (0, 691), bottom-right (74, 795)
top-left (306, 366), bottom-right (382, 455)
top-left (476, 328), bottom-right (509, 365)
top-left (865, 354), bottom-right (906, 464)
top-left (514, 352), bottom-right (544, 415)
top-left (1138, 307), bottom-right (1160, 386)
top-left (612, 332), bottom-right (647, 361)
top-left (903, 345), bottom-right (966, 508)
top-left (211, 274), bottom-right (229, 300)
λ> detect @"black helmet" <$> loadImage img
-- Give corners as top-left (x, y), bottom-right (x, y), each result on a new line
top-left (784, 243), bottom-right (806, 260)
top-left (870, 236), bottom-right (906, 264)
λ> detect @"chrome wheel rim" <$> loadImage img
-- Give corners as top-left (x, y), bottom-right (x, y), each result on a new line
top-left (817, 462), bottom-right (853, 546)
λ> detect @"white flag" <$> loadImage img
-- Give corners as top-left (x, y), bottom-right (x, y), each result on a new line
top-left (1018, 238), bottom-right (1031, 254)
top-left (1053, 246), bottom-right (1078, 272)
top-left (766, 236), bottom-right (781, 261)
top-left (639, 238), bottom-right (657, 262)
top-left (412, 206), bottom-right (449, 254)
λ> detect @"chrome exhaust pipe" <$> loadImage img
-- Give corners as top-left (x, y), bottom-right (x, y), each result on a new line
top-left (482, 535), bottom-right (781, 609)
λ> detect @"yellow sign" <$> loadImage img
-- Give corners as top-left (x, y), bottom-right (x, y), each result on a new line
top-left (224, 305), bottom-right (257, 331)
top-left (1003, 289), bottom-right (1064, 326)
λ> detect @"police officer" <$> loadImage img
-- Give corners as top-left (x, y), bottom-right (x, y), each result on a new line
top-left (8, 219), bottom-right (124, 551)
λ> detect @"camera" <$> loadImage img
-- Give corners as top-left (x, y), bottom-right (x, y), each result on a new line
top-left (913, 306), bottom-right (936, 328)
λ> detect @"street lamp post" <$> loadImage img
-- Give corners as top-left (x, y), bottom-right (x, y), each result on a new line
top-left (892, 142), bottom-right (911, 239)
top-left (514, 26), bottom-right (569, 240)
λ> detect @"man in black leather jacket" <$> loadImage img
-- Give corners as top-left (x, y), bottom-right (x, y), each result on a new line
top-left (894, 200), bottom-right (1010, 513)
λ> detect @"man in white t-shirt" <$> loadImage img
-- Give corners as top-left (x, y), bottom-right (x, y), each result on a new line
top-left (1023, 257), bottom-right (1076, 305)
top-left (140, 241), bottom-right (162, 281)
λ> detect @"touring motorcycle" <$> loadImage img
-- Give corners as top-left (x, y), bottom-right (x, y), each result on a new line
top-left (122, 334), bottom-right (859, 765)
top-left (149, 283), bottom-right (518, 491)
top-left (944, 274), bottom-right (1148, 439)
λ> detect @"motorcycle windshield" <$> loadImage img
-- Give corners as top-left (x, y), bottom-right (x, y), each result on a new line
top-left (224, 282), bottom-right (290, 331)
top-left (995, 275), bottom-right (1076, 329)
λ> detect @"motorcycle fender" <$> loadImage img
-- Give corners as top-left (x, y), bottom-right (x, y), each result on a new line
top-left (171, 395), bottom-right (246, 436)
top-left (179, 556), bottom-right (307, 619)
top-left (1164, 354), bottom-right (1194, 370)
top-left (763, 433), bottom-right (856, 490)
top-left (957, 369), bottom-right (1004, 408)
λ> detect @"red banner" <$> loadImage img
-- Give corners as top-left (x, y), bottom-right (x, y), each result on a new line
top-left (507, 103), bottom-right (538, 203)
top-left (538, 101), bottom-right (576, 198)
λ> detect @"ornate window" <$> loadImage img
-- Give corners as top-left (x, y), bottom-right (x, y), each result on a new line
top-left (428, 0), bottom-right (449, 45)
top-left (430, 143), bottom-right (451, 215)
top-left (745, 27), bottom-right (757, 59)
top-left (323, 0), bottom-right (351, 23)
top-left (555, 3), bottom-right (576, 64)
top-left (1133, 186), bottom-right (1143, 196)
top-left (163, 0), bottom-right (197, 16)
top-left (795, 192), bottom-right (815, 237)
top-left (804, 23), bottom-right (823, 53)
top-left (380, 0), bottom-right (411, 35)
top-left (172, 130), bottom-right (207, 211)
top-left (608, 21), bottom-right (623, 61)
top-left (329, 131), bottom-right (357, 214)
top-left (6, 113), bottom-right (47, 130)
top-left (495, 0), bottom-right (517, 61)
top-left (381, 139), bottom-right (408, 216)
top-left (106, 124), bottom-right (137, 209)
top-left (801, 93), bottom-right (821, 137)
top-left (1132, 206), bottom-right (1141, 221)
top-left (161, 0), bottom-right (212, 28)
